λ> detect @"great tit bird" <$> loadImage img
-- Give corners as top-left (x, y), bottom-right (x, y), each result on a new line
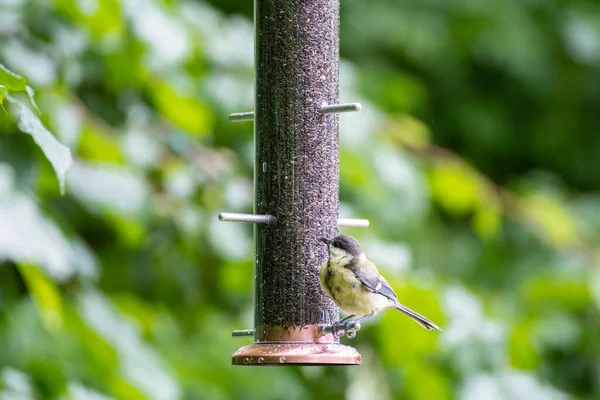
top-left (320, 234), bottom-right (441, 332)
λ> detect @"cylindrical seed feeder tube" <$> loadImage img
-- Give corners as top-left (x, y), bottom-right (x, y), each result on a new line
top-left (231, 0), bottom-right (361, 365)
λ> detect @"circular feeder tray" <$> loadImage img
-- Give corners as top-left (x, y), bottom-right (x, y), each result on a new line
top-left (232, 342), bottom-right (361, 366)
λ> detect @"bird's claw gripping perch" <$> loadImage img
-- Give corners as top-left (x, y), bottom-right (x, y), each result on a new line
top-left (343, 321), bottom-right (361, 338)
top-left (320, 321), bottom-right (362, 339)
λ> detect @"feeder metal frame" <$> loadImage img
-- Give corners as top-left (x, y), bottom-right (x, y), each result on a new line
top-left (221, 0), bottom-right (365, 366)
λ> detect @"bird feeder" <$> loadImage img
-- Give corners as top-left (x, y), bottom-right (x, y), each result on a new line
top-left (219, 0), bottom-right (367, 366)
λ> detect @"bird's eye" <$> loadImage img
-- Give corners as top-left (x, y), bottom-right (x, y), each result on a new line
top-left (332, 242), bottom-right (339, 248)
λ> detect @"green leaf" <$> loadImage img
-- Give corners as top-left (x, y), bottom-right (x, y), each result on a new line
top-left (387, 114), bottom-right (431, 150)
top-left (109, 376), bottom-right (149, 400)
top-left (54, 0), bottom-right (123, 40)
top-left (17, 264), bottom-right (64, 333)
top-left (375, 283), bottom-right (443, 365)
top-left (472, 205), bottom-right (502, 239)
top-left (7, 96), bottom-right (72, 194)
top-left (429, 160), bottom-right (481, 216)
top-left (0, 85), bottom-right (7, 107)
top-left (403, 361), bottom-right (452, 400)
top-left (151, 81), bottom-right (213, 135)
top-left (78, 121), bottom-right (125, 163)
top-left (509, 319), bottom-right (541, 370)
top-left (113, 295), bottom-right (160, 336)
top-left (0, 63), bottom-right (27, 91)
top-left (520, 194), bottom-right (577, 248)
top-left (524, 277), bottom-right (591, 312)
top-left (66, 308), bottom-right (119, 374)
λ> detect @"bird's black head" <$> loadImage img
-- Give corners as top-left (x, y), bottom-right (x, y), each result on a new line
top-left (321, 234), bottom-right (363, 257)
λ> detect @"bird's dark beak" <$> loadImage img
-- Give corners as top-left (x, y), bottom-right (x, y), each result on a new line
top-left (320, 237), bottom-right (330, 245)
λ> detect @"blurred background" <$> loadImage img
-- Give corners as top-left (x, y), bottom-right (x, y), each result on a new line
top-left (1, 0), bottom-right (600, 399)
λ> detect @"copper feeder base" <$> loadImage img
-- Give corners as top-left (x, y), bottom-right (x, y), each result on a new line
top-left (232, 324), bottom-right (362, 366)
top-left (232, 342), bottom-right (361, 365)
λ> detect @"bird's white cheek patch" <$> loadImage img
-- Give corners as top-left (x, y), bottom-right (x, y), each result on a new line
top-left (329, 248), bottom-right (348, 264)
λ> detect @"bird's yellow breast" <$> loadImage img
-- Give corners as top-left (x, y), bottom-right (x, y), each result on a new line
top-left (320, 261), bottom-right (387, 316)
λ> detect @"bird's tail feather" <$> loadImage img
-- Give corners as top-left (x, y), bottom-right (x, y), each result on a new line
top-left (393, 303), bottom-right (441, 331)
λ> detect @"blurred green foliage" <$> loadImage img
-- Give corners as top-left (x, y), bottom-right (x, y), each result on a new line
top-left (1, 0), bottom-right (600, 399)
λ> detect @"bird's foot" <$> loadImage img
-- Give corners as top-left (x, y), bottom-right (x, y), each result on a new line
top-left (343, 321), bottom-right (361, 339)
top-left (320, 320), bottom-right (362, 339)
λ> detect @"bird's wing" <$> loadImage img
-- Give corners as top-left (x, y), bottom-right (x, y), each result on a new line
top-left (353, 260), bottom-right (398, 303)
top-left (354, 259), bottom-right (441, 331)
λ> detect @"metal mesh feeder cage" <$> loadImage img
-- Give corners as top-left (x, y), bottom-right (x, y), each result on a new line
top-left (219, 0), bottom-right (368, 366)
